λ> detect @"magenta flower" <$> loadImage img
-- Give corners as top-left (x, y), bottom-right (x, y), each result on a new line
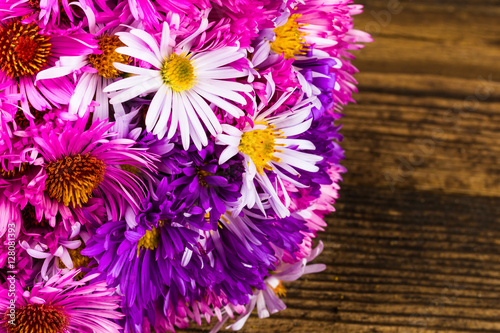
top-left (0, 270), bottom-right (123, 333)
top-left (33, 117), bottom-right (158, 225)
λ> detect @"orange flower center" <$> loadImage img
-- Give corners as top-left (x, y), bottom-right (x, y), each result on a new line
top-left (0, 21), bottom-right (51, 78)
top-left (3, 303), bottom-right (69, 333)
top-left (45, 154), bottom-right (106, 208)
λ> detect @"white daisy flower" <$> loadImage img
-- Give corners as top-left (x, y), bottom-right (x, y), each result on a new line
top-left (103, 18), bottom-right (252, 150)
top-left (216, 92), bottom-right (323, 218)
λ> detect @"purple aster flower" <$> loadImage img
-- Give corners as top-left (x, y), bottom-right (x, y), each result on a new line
top-left (203, 211), bottom-right (278, 306)
top-left (294, 55), bottom-right (340, 117)
top-left (0, 270), bottom-right (123, 333)
top-left (167, 141), bottom-right (242, 230)
top-left (82, 178), bottom-right (216, 331)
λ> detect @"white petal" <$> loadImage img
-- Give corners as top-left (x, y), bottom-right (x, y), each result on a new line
top-left (174, 92), bottom-right (190, 150)
top-left (196, 80), bottom-right (247, 104)
top-left (115, 46), bottom-right (162, 69)
top-left (183, 91), bottom-right (215, 137)
top-left (180, 92), bottom-right (208, 146)
top-left (69, 72), bottom-right (93, 114)
top-left (280, 118), bottom-right (313, 137)
top-left (78, 75), bottom-right (98, 117)
top-left (59, 249), bottom-right (74, 269)
top-left (252, 41), bottom-right (271, 67)
top-left (113, 62), bottom-right (159, 76)
top-left (26, 249), bottom-right (51, 259)
top-left (218, 146), bottom-right (239, 164)
top-left (108, 77), bottom-right (162, 104)
top-left (160, 22), bottom-right (171, 58)
top-left (192, 46), bottom-right (244, 70)
top-left (130, 28), bottom-right (162, 60)
top-left (197, 67), bottom-right (248, 79)
top-left (221, 124), bottom-right (243, 137)
top-left (145, 84), bottom-right (168, 130)
top-left (152, 87), bottom-right (173, 137)
top-left (192, 86), bottom-right (244, 117)
top-left (184, 90), bottom-right (222, 135)
top-left (104, 75), bottom-right (154, 92)
top-left (276, 138), bottom-right (315, 150)
top-left (216, 133), bottom-right (241, 146)
top-left (166, 91), bottom-right (180, 139)
top-left (93, 78), bottom-right (110, 122)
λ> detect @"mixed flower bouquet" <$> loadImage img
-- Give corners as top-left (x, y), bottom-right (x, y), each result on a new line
top-left (0, 0), bottom-right (370, 332)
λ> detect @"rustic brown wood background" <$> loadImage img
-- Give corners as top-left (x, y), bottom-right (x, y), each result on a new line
top-left (182, 1), bottom-right (500, 332)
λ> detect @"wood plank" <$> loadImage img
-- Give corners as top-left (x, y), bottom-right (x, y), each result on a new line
top-left (352, 1), bottom-right (500, 80)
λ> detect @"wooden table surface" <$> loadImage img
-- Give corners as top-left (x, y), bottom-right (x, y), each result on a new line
top-left (182, 1), bottom-right (500, 332)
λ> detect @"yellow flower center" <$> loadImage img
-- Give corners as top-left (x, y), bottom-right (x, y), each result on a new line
top-left (136, 224), bottom-right (162, 256)
top-left (273, 280), bottom-right (287, 297)
top-left (88, 34), bottom-right (130, 79)
top-left (3, 303), bottom-right (69, 333)
top-left (0, 21), bottom-right (52, 78)
top-left (238, 122), bottom-right (285, 174)
top-left (271, 14), bottom-right (309, 60)
top-left (160, 53), bottom-right (196, 92)
top-left (45, 154), bottom-right (106, 208)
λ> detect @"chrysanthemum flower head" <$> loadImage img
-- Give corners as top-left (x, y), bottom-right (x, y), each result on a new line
top-left (33, 117), bottom-right (157, 224)
top-left (0, 18), bottom-right (96, 111)
top-left (104, 16), bottom-right (252, 149)
top-left (217, 92), bottom-right (322, 218)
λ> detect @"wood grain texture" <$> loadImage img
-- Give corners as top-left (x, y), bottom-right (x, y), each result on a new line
top-left (180, 1), bottom-right (500, 332)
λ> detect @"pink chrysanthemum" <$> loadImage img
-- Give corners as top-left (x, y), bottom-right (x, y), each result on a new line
top-left (293, 0), bottom-right (372, 107)
top-left (0, 270), bottom-right (123, 333)
top-left (33, 118), bottom-right (158, 225)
